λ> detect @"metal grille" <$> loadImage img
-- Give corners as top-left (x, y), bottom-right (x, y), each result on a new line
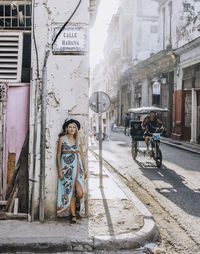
top-left (184, 92), bottom-right (192, 128)
top-left (0, 82), bottom-right (8, 101)
top-left (0, 1), bottom-right (32, 30)
top-left (0, 32), bottom-right (23, 82)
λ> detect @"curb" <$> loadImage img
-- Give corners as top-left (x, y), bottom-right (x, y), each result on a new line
top-left (93, 218), bottom-right (159, 250)
top-left (161, 140), bottom-right (200, 155)
top-left (89, 148), bottom-right (160, 250)
top-left (0, 238), bottom-right (94, 253)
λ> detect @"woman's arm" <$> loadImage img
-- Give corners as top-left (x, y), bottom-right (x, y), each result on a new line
top-left (80, 138), bottom-right (87, 179)
top-left (57, 137), bottom-right (64, 180)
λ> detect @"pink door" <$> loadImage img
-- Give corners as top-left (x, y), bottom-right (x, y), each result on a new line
top-left (2, 85), bottom-right (29, 198)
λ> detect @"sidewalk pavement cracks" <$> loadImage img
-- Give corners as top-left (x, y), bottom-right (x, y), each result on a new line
top-left (0, 151), bottom-right (159, 253)
top-left (114, 126), bottom-right (200, 155)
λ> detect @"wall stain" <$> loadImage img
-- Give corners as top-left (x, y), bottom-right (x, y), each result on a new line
top-left (47, 91), bottom-right (60, 107)
top-left (70, 61), bottom-right (85, 79)
top-left (68, 105), bottom-right (78, 113)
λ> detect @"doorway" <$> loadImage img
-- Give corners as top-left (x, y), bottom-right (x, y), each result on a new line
top-left (183, 90), bottom-right (191, 141)
top-left (197, 92), bottom-right (200, 143)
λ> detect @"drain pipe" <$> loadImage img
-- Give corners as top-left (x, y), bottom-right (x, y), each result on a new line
top-left (0, 84), bottom-right (8, 200)
top-left (29, 78), bottom-right (40, 221)
top-left (39, 50), bottom-right (50, 222)
top-left (29, 0), bottom-right (40, 222)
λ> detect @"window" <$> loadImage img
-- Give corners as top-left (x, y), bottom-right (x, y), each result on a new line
top-left (0, 1), bottom-right (32, 30)
top-left (183, 2), bottom-right (191, 12)
top-left (152, 81), bottom-right (161, 106)
top-left (0, 32), bottom-right (23, 82)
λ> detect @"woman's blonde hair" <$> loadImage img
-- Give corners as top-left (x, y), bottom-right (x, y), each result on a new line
top-left (74, 124), bottom-right (79, 145)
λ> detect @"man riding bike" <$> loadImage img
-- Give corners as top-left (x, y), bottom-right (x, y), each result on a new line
top-left (142, 111), bottom-right (164, 153)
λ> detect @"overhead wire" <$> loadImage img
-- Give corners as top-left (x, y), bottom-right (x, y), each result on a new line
top-left (52, 0), bottom-right (82, 47)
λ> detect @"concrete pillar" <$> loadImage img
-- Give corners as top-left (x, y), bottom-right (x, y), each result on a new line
top-left (141, 79), bottom-right (149, 107)
top-left (118, 89), bottom-right (122, 125)
top-left (191, 88), bottom-right (197, 142)
top-left (176, 66), bottom-right (183, 91)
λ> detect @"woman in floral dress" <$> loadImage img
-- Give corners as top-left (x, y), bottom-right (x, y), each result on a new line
top-left (57, 119), bottom-right (87, 223)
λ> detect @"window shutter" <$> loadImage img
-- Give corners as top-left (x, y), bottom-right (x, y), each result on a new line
top-left (0, 32), bottom-right (23, 82)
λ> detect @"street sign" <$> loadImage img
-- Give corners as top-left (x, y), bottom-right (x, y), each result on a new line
top-left (89, 92), bottom-right (111, 113)
top-left (52, 24), bottom-right (88, 54)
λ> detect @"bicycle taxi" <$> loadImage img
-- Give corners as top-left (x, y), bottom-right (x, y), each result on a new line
top-left (128, 106), bottom-right (168, 168)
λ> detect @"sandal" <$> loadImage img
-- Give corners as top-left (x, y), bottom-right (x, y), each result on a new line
top-left (70, 215), bottom-right (77, 224)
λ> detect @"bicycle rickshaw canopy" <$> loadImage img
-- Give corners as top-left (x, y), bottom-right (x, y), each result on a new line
top-left (128, 106), bottom-right (169, 114)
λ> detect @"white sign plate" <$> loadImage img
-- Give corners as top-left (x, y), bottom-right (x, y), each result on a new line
top-left (52, 24), bottom-right (88, 53)
top-left (89, 92), bottom-right (111, 113)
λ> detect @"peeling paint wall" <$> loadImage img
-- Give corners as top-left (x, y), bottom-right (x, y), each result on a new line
top-left (29, 0), bottom-right (89, 218)
top-left (158, 0), bottom-right (200, 50)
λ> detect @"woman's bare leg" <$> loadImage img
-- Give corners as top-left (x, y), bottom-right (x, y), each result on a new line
top-left (76, 183), bottom-right (83, 214)
top-left (70, 194), bottom-right (76, 222)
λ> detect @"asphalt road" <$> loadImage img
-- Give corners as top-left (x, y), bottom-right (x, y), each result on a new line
top-left (91, 130), bottom-right (200, 248)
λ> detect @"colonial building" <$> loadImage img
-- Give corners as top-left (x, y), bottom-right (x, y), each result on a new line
top-left (118, 0), bottom-right (200, 140)
top-left (104, 0), bottom-right (158, 124)
top-left (104, 13), bottom-right (121, 131)
top-left (119, 0), bottom-right (159, 125)
top-left (172, 1), bottom-right (200, 142)
top-left (0, 0), bottom-right (99, 220)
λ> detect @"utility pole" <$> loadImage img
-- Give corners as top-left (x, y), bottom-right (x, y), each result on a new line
top-left (89, 91), bottom-right (110, 189)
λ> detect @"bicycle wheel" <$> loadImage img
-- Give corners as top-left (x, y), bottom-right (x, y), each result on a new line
top-left (156, 148), bottom-right (162, 168)
top-left (131, 140), bottom-right (137, 160)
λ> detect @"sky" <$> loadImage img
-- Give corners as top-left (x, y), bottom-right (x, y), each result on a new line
top-left (90, 0), bottom-right (120, 69)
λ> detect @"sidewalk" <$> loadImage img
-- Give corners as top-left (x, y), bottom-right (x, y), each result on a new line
top-left (0, 151), bottom-right (159, 253)
top-left (113, 126), bottom-right (200, 155)
top-left (161, 137), bottom-right (200, 154)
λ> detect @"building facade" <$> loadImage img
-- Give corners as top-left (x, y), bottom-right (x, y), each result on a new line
top-left (119, 0), bottom-right (159, 125)
top-left (172, 0), bottom-right (200, 142)
top-left (103, 0), bottom-right (159, 126)
top-left (103, 14), bottom-right (121, 131)
top-left (105, 0), bottom-right (200, 141)
top-left (0, 0), bottom-right (99, 219)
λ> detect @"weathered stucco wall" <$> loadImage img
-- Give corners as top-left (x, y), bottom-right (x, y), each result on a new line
top-left (29, 0), bottom-right (89, 218)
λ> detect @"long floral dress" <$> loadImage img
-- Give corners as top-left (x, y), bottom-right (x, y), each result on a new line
top-left (57, 136), bottom-right (85, 217)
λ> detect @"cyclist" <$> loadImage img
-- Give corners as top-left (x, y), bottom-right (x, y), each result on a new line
top-left (142, 111), bottom-right (163, 153)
